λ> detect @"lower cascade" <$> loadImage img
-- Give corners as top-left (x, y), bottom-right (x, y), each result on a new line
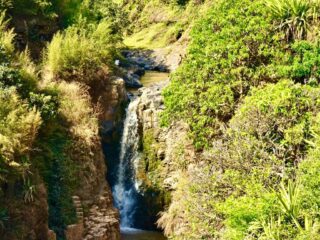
top-left (112, 97), bottom-right (141, 228)
top-left (107, 71), bottom-right (169, 240)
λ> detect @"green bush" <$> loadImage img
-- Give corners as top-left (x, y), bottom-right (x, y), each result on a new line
top-left (286, 40), bottom-right (320, 83)
top-left (44, 20), bottom-right (120, 84)
top-left (161, 80), bottom-right (320, 239)
top-left (162, 0), bottom-right (286, 149)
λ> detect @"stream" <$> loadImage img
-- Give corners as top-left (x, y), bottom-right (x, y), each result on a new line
top-left (109, 71), bottom-right (169, 240)
top-left (121, 228), bottom-right (166, 240)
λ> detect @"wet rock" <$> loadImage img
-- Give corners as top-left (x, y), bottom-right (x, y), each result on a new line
top-left (123, 74), bottom-right (143, 88)
top-left (133, 68), bottom-right (145, 76)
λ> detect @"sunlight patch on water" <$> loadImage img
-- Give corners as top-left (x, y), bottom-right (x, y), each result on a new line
top-left (128, 71), bottom-right (169, 94)
top-left (140, 71), bottom-right (169, 87)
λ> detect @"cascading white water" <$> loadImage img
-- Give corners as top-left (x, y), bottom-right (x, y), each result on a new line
top-left (113, 97), bottom-right (141, 227)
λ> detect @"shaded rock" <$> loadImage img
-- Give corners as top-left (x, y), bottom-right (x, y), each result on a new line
top-left (65, 224), bottom-right (83, 240)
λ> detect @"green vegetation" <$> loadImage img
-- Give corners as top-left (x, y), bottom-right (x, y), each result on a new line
top-left (44, 21), bottom-right (120, 84)
top-left (2, 0), bottom-right (320, 239)
top-left (163, 0), bottom-right (285, 149)
top-left (0, 0), bottom-right (124, 238)
top-left (266, 0), bottom-right (320, 41)
top-left (160, 0), bottom-right (320, 239)
top-left (122, 0), bottom-right (211, 48)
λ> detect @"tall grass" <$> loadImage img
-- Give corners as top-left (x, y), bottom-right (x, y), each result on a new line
top-left (0, 11), bottom-right (15, 55)
top-left (0, 87), bottom-right (42, 181)
top-left (276, 181), bottom-right (303, 231)
top-left (43, 20), bottom-right (119, 84)
top-left (56, 81), bottom-right (99, 146)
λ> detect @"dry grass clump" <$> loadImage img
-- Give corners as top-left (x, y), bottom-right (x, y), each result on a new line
top-left (56, 81), bottom-right (99, 147)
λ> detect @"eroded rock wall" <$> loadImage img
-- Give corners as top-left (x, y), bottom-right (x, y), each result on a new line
top-left (129, 79), bottom-right (195, 231)
top-left (1, 181), bottom-right (51, 240)
top-left (74, 78), bottom-right (126, 240)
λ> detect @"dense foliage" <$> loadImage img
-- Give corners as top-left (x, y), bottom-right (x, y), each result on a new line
top-left (160, 0), bottom-right (320, 239)
top-left (2, 0), bottom-right (320, 239)
top-left (0, 0), bottom-right (124, 238)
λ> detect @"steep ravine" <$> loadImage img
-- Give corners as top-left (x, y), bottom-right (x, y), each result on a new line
top-left (102, 48), bottom-right (187, 239)
top-left (52, 77), bottom-right (126, 240)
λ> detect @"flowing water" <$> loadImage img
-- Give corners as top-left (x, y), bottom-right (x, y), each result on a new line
top-left (111, 71), bottom-right (169, 239)
top-left (113, 98), bottom-right (141, 227)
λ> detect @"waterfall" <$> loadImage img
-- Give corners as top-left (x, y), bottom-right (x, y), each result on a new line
top-left (113, 97), bottom-right (141, 228)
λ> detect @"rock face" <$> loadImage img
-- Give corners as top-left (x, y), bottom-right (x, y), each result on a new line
top-left (1, 180), bottom-right (52, 240)
top-left (74, 77), bottom-right (126, 240)
top-left (135, 81), bottom-right (195, 191)
top-left (119, 47), bottom-right (183, 89)
top-left (83, 187), bottom-right (120, 240)
top-left (132, 70), bottom-right (201, 238)
top-left (96, 78), bottom-right (127, 144)
top-left (122, 48), bottom-right (184, 72)
top-left (63, 193), bottom-right (120, 240)
top-left (1, 76), bottom-right (124, 240)
top-left (119, 48), bottom-right (194, 234)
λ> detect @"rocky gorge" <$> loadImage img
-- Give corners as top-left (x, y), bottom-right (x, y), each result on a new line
top-left (53, 47), bottom-right (183, 239)
top-left (101, 47), bottom-right (192, 236)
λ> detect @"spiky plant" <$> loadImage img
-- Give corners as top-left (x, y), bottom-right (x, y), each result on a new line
top-left (23, 178), bottom-right (37, 203)
top-left (276, 180), bottom-right (303, 231)
top-left (266, 0), bottom-right (320, 41)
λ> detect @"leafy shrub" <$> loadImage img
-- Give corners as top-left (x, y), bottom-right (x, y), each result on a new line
top-left (285, 40), bottom-right (320, 83)
top-left (162, 0), bottom-right (286, 149)
top-left (80, 0), bottom-right (128, 34)
top-left (29, 92), bottom-right (59, 120)
top-left (161, 80), bottom-right (320, 239)
top-left (0, 65), bottom-right (37, 98)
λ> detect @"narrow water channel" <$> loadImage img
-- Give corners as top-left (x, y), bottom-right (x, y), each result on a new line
top-left (108, 71), bottom-right (169, 239)
top-left (121, 228), bottom-right (167, 240)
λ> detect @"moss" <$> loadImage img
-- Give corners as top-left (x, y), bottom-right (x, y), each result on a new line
top-left (33, 118), bottom-right (78, 240)
top-left (140, 129), bottom-right (163, 188)
top-left (135, 128), bottom-right (171, 217)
